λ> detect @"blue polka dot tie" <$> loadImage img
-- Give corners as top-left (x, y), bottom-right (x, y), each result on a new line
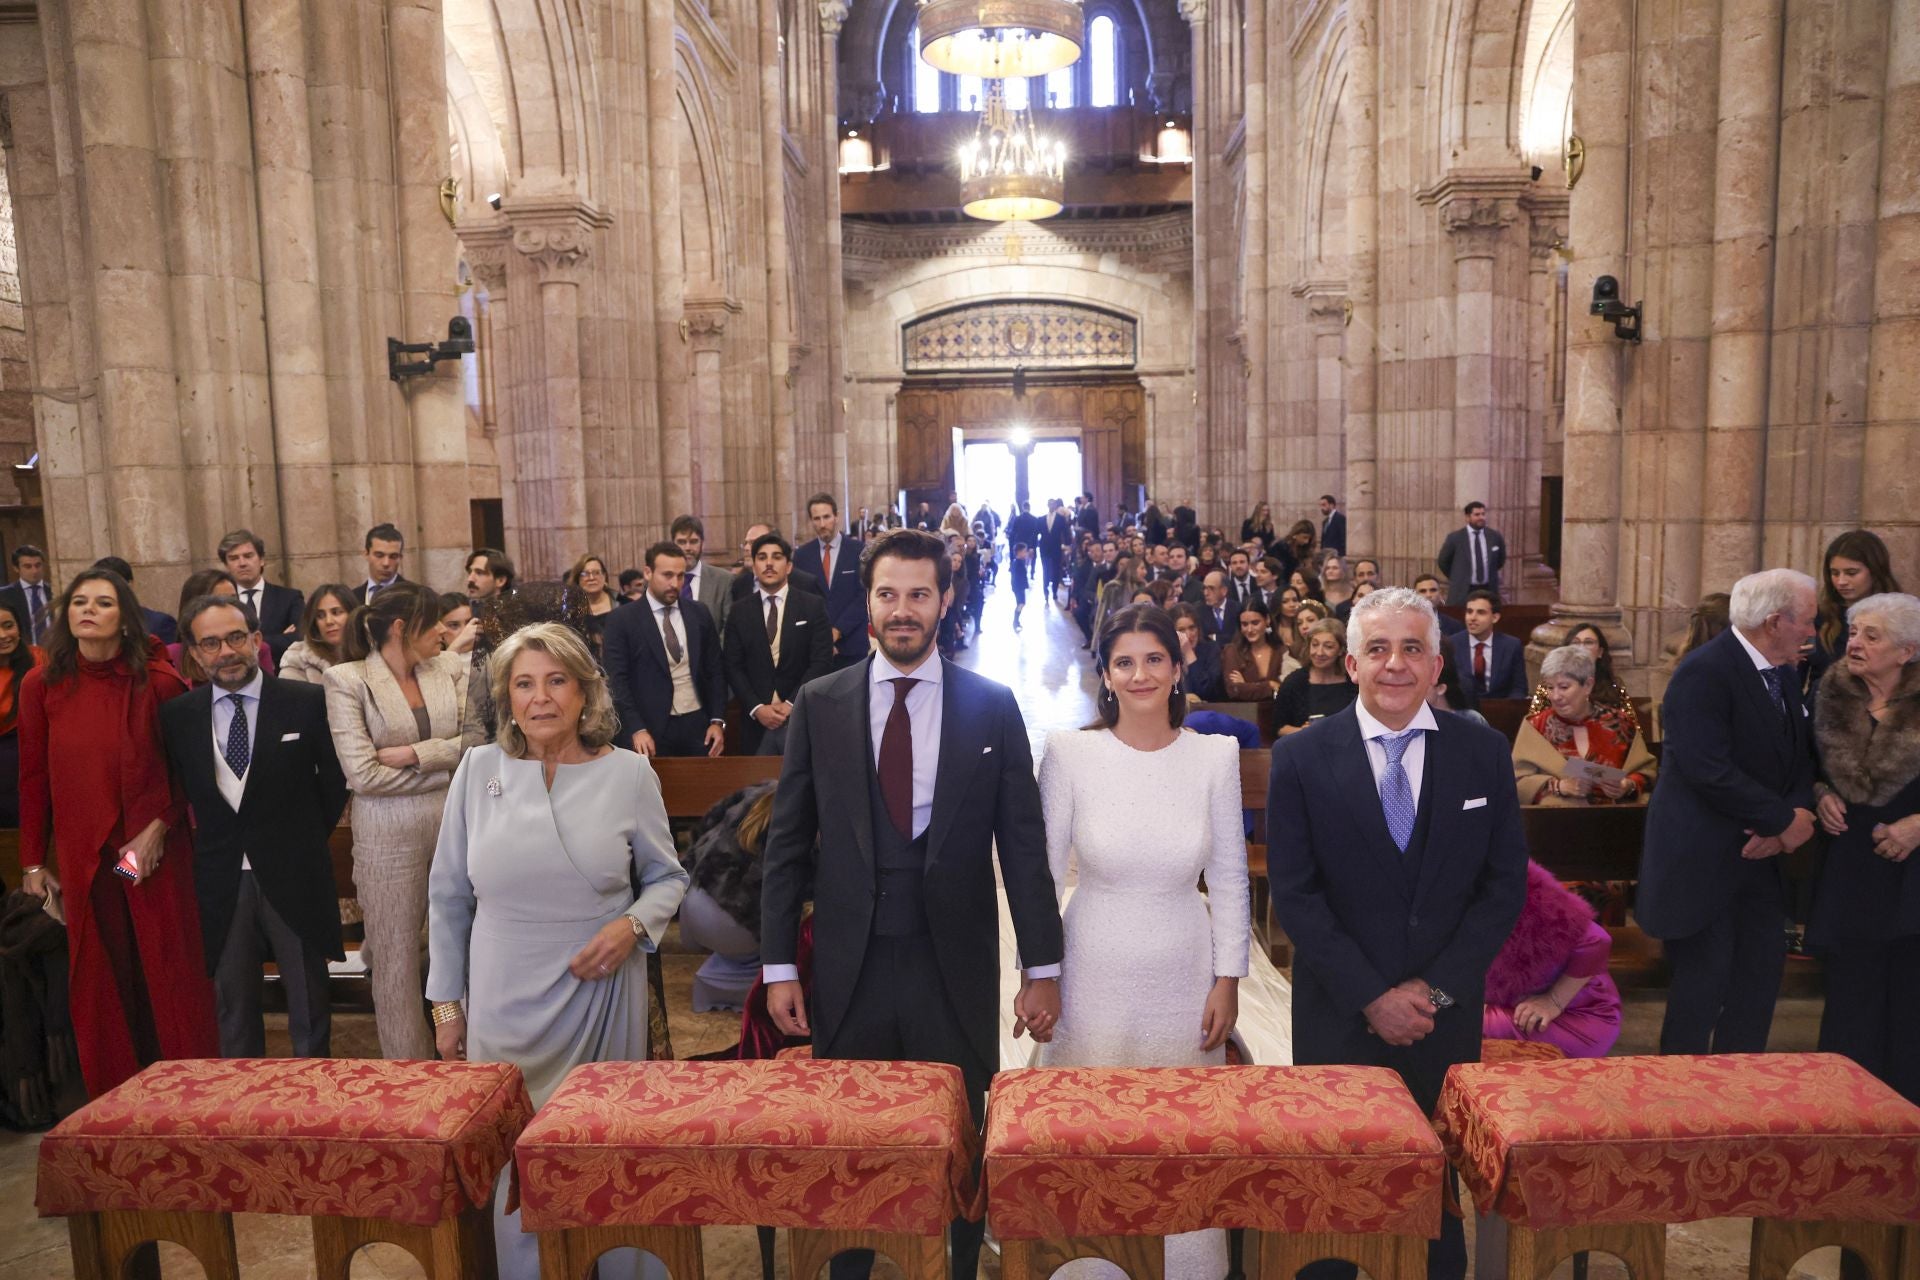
top-left (1378, 728), bottom-right (1419, 852)
top-left (223, 694), bottom-right (251, 779)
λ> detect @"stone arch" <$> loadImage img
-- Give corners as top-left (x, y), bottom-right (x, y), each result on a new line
top-left (1515, 0), bottom-right (1574, 167)
top-left (444, 0), bottom-right (600, 197)
top-left (1428, 0), bottom-right (1531, 169)
top-left (446, 38), bottom-right (509, 213)
top-left (673, 34), bottom-right (735, 297)
top-left (1297, 22), bottom-right (1350, 271)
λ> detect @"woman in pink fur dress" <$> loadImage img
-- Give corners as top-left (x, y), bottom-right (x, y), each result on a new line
top-left (1482, 861), bottom-right (1622, 1057)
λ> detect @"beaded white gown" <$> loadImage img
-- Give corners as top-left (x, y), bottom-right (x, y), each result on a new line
top-left (1036, 727), bottom-right (1252, 1280)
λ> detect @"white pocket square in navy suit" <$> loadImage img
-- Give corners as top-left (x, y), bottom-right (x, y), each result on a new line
top-left (982, 746), bottom-right (993, 754)
top-left (1462, 797), bottom-right (1487, 810)
top-left (793, 619), bottom-right (808, 626)
top-left (280, 732), bottom-right (301, 742)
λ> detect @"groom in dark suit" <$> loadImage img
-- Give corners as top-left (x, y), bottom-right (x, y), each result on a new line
top-left (160, 595), bottom-right (348, 1058)
top-left (1267, 586), bottom-right (1527, 1280)
top-left (762, 528), bottom-right (1064, 1280)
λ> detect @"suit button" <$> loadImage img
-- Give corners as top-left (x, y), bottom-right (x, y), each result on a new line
top-left (1409, 914), bottom-right (1420, 928)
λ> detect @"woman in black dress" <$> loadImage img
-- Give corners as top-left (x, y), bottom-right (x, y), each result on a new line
top-left (567, 555), bottom-right (619, 657)
top-left (1274, 617), bottom-right (1356, 734)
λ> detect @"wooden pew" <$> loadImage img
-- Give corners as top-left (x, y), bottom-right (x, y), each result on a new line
top-left (650, 756), bottom-right (783, 820)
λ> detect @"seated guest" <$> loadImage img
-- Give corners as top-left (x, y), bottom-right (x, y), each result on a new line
top-left (680, 782), bottom-right (777, 1012)
top-left (278, 585), bottom-right (355, 684)
top-left (1482, 861), bottom-right (1622, 1058)
top-left (439, 594), bottom-right (478, 656)
top-left (565, 554), bottom-right (619, 657)
top-left (1275, 618), bottom-right (1356, 735)
top-left (1414, 573), bottom-right (1467, 637)
top-left (91, 556), bottom-right (176, 646)
top-left (1289, 599), bottom-right (1330, 665)
top-left (1452, 589), bottom-right (1529, 700)
top-left (160, 595), bottom-right (347, 1059)
top-left (1252, 555), bottom-right (1285, 611)
top-left (428, 622), bottom-right (688, 1274)
top-left (1143, 578), bottom-right (1176, 610)
top-left (1170, 603), bottom-right (1226, 703)
top-left (1290, 567), bottom-right (1323, 604)
top-left (1530, 622), bottom-right (1637, 733)
top-left (1336, 579), bottom-right (1378, 623)
top-left (1271, 587), bottom-right (1305, 651)
top-left (1224, 603), bottom-right (1294, 702)
top-left (1319, 553), bottom-right (1354, 611)
top-left (724, 531), bottom-right (834, 756)
top-left (1514, 645), bottom-right (1656, 805)
top-left (1810, 592), bottom-right (1920, 1104)
top-left (1429, 647), bottom-right (1488, 727)
top-left (167, 569), bottom-right (276, 683)
top-left (0, 606), bottom-right (45, 825)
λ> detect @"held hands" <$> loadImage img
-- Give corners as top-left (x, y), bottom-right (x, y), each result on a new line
top-left (1013, 976), bottom-right (1060, 1042)
top-left (1818, 792), bottom-right (1849, 836)
top-left (1363, 979), bottom-right (1436, 1046)
top-left (1200, 977), bottom-right (1238, 1052)
top-left (568, 917), bottom-right (640, 982)
top-left (767, 980), bottom-right (810, 1036)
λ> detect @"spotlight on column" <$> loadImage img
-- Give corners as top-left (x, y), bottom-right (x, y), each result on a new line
top-left (388, 316), bottom-right (476, 380)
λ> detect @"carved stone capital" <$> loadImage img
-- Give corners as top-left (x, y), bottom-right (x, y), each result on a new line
top-left (457, 221), bottom-right (514, 296)
top-left (1178, 0), bottom-right (1207, 22)
top-left (1290, 277), bottom-right (1350, 329)
top-left (682, 296), bottom-right (743, 351)
top-left (818, 0), bottom-right (850, 35)
top-left (501, 196), bottom-right (610, 283)
top-left (1523, 190), bottom-right (1571, 264)
top-left (1417, 168), bottom-right (1533, 260)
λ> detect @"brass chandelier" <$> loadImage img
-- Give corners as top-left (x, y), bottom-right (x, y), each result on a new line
top-left (917, 0), bottom-right (1084, 79)
top-left (958, 79), bottom-right (1066, 221)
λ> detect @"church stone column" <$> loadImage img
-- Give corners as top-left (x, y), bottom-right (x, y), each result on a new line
top-left (1340, 0), bottom-right (1380, 562)
top-left (1525, 196), bottom-right (1570, 579)
top-left (684, 296), bottom-right (742, 539)
top-left (460, 221), bottom-right (516, 557)
top-left (1864, 0), bottom-right (1920, 570)
top-left (644, 0), bottom-right (692, 521)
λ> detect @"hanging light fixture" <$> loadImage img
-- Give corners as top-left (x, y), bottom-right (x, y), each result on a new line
top-left (918, 0), bottom-right (1084, 79)
top-left (958, 79), bottom-right (1066, 221)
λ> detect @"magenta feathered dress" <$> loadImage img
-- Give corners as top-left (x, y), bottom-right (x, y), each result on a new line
top-left (1482, 861), bottom-right (1622, 1057)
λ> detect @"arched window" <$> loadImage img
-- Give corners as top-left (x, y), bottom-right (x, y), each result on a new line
top-left (912, 25), bottom-right (942, 113)
top-left (1044, 63), bottom-right (1075, 108)
top-left (1088, 14), bottom-right (1118, 107)
top-left (957, 73), bottom-right (984, 111)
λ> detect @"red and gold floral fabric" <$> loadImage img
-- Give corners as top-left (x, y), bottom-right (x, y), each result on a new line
top-left (515, 1059), bottom-right (980, 1234)
top-left (985, 1066), bottom-right (1445, 1240)
top-left (1436, 1053), bottom-right (1920, 1229)
top-left (1478, 1039), bottom-right (1567, 1065)
top-left (37, 1058), bottom-right (533, 1226)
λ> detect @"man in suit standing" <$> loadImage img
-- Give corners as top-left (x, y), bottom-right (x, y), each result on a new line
top-left (724, 531), bottom-right (833, 755)
top-left (0, 544), bottom-right (52, 646)
top-left (602, 541), bottom-right (727, 757)
top-left (1319, 494), bottom-right (1347, 556)
top-left (218, 530), bottom-right (305, 661)
top-left (1413, 575), bottom-right (1467, 637)
top-left (1449, 590), bottom-right (1529, 700)
top-left (463, 548), bottom-right (514, 601)
top-left (793, 493), bottom-right (869, 669)
top-left (1639, 568), bottom-right (1818, 1055)
top-left (1224, 549), bottom-right (1264, 615)
top-left (672, 514), bottom-right (734, 633)
top-left (1075, 492), bottom-right (1101, 538)
top-left (1037, 499), bottom-right (1073, 601)
top-left (160, 594), bottom-right (348, 1058)
top-left (1436, 501), bottom-right (1507, 605)
top-left (1267, 586), bottom-right (1527, 1280)
top-left (763, 529), bottom-right (1064, 1280)
top-left (351, 523), bottom-right (409, 605)
top-left (732, 523), bottom-right (823, 603)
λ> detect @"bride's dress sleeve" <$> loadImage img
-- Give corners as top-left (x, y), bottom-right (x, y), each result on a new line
top-left (1207, 738), bottom-right (1252, 978)
top-left (1037, 732), bottom-right (1073, 907)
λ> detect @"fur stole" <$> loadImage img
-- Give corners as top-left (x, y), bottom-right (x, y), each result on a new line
top-left (1484, 861), bottom-right (1595, 1007)
top-left (683, 782), bottom-right (778, 935)
top-left (1816, 661), bottom-right (1920, 807)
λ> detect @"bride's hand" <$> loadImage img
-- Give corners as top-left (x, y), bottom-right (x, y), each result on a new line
top-left (1200, 977), bottom-right (1239, 1052)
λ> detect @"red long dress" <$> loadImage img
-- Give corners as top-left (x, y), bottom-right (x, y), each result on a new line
top-left (18, 640), bottom-right (218, 1096)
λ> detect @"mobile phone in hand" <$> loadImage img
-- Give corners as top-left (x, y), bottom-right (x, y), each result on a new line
top-left (112, 848), bottom-right (140, 882)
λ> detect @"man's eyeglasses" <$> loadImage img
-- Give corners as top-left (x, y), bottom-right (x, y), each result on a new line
top-left (191, 630), bottom-right (254, 656)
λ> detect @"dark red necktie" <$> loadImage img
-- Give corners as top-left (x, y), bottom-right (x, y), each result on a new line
top-left (879, 677), bottom-right (918, 838)
top-left (1474, 640), bottom-right (1488, 684)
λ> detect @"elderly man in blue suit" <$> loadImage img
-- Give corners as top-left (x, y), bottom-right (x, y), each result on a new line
top-left (1639, 568), bottom-right (1819, 1055)
top-left (1268, 586), bottom-right (1527, 1280)
top-left (793, 491), bottom-right (869, 670)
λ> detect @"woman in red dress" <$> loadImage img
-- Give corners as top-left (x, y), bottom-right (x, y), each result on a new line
top-left (18, 567), bottom-right (217, 1096)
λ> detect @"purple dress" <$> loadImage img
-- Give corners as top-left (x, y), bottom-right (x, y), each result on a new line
top-left (1482, 921), bottom-right (1622, 1057)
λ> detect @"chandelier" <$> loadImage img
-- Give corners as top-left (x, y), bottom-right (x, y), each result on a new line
top-left (958, 79), bottom-right (1066, 221)
top-left (917, 0), bottom-right (1084, 79)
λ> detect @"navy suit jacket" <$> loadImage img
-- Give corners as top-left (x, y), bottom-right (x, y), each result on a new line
top-left (1450, 630), bottom-right (1529, 701)
top-left (601, 594), bottom-right (726, 739)
top-left (1320, 510), bottom-right (1347, 556)
top-left (1267, 704), bottom-right (1527, 1104)
top-left (792, 535), bottom-right (869, 661)
top-left (1637, 628), bottom-right (1816, 940)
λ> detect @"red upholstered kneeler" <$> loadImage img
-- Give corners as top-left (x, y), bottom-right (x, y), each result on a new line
top-left (517, 1059), bottom-right (982, 1280)
top-left (986, 1065), bottom-right (1447, 1280)
top-left (1436, 1053), bottom-right (1920, 1280)
top-left (36, 1058), bottom-right (533, 1280)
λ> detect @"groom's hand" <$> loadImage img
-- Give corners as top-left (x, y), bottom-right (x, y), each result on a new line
top-left (767, 981), bottom-right (810, 1036)
top-left (1013, 976), bottom-right (1059, 1042)
top-left (1363, 983), bottom-right (1435, 1046)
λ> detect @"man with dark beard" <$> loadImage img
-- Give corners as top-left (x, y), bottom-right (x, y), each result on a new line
top-left (760, 528), bottom-right (1064, 1280)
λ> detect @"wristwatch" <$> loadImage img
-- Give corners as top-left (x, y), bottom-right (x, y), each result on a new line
top-left (1427, 985), bottom-right (1455, 1011)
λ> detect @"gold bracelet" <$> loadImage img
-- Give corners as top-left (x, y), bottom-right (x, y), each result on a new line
top-left (430, 1002), bottom-right (464, 1027)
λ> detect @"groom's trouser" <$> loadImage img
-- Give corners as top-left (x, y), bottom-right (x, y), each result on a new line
top-left (821, 934), bottom-right (990, 1280)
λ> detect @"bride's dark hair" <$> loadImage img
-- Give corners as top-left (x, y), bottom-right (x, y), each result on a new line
top-left (1090, 603), bottom-right (1187, 730)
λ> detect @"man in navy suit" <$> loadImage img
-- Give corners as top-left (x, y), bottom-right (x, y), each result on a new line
top-left (1319, 494), bottom-right (1347, 556)
top-left (219, 529), bottom-right (305, 660)
top-left (1639, 568), bottom-right (1819, 1055)
top-left (1449, 590), bottom-right (1529, 700)
top-left (793, 492), bottom-right (869, 669)
top-left (0, 544), bottom-right (52, 645)
top-left (1414, 575), bottom-right (1467, 638)
top-left (1268, 586), bottom-right (1526, 1280)
top-left (602, 541), bottom-right (727, 757)
top-left (1436, 501), bottom-right (1507, 605)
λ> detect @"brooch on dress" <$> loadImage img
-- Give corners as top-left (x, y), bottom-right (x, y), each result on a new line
top-left (486, 777), bottom-right (503, 796)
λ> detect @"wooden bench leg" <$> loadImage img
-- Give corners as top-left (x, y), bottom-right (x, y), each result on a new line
top-left (68, 1209), bottom-right (239, 1280)
top-left (1504, 1222), bottom-right (1664, 1280)
top-left (313, 1204), bottom-right (496, 1280)
top-left (1749, 1220), bottom-right (1906, 1280)
top-left (790, 1227), bottom-right (949, 1280)
top-left (534, 1223), bottom-right (705, 1280)
top-left (999, 1234), bottom-right (1165, 1280)
top-left (1258, 1228), bottom-right (1428, 1280)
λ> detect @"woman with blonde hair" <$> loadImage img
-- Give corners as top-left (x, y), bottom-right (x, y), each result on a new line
top-left (429, 621), bottom-right (687, 1276)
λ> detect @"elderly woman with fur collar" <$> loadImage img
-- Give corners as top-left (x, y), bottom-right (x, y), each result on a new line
top-left (1810, 591), bottom-right (1920, 1104)
top-left (1481, 861), bottom-right (1621, 1057)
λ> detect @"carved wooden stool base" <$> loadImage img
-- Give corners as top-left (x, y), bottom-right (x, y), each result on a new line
top-left (790, 1227), bottom-right (949, 1280)
top-left (313, 1204), bottom-right (496, 1280)
top-left (1747, 1219), bottom-right (1918, 1280)
top-left (67, 1209), bottom-right (239, 1280)
top-left (1000, 1234), bottom-right (1165, 1280)
top-left (1259, 1228), bottom-right (1431, 1280)
top-left (534, 1222), bottom-right (704, 1280)
top-left (1500, 1221), bottom-right (1664, 1280)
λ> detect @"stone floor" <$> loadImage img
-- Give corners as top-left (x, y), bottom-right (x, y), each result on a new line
top-left (0, 581), bottom-right (1845, 1279)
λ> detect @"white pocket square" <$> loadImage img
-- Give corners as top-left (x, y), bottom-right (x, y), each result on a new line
top-left (982, 746), bottom-right (993, 754)
top-left (1462, 797), bottom-right (1488, 810)
top-left (793, 619), bottom-right (807, 626)
top-left (280, 732), bottom-right (301, 742)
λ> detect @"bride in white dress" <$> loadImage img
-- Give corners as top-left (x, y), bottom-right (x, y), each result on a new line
top-left (1036, 602), bottom-right (1252, 1280)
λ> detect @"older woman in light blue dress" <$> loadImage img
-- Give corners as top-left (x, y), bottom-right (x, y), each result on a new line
top-left (428, 622), bottom-right (688, 1279)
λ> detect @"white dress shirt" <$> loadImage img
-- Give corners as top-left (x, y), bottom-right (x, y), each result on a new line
top-left (211, 671), bottom-right (264, 869)
top-left (1354, 697), bottom-right (1439, 817)
top-left (1732, 625), bottom-right (1775, 673)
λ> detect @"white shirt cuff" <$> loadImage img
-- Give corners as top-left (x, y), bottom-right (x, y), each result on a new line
top-left (762, 964), bottom-right (801, 983)
top-left (1023, 963), bottom-right (1062, 980)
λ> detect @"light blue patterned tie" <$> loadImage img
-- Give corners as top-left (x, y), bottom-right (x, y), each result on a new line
top-left (1378, 728), bottom-right (1419, 852)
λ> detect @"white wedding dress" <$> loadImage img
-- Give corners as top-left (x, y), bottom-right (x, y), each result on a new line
top-left (1036, 727), bottom-right (1252, 1280)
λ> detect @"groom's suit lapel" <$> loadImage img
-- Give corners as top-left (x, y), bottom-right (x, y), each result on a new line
top-left (926, 661), bottom-right (986, 871)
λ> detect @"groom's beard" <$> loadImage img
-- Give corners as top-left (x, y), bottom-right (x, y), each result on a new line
top-left (876, 616), bottom-right (937, 667)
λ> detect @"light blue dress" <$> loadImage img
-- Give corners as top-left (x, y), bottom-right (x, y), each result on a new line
top-left (428, 743), bottom-right (689, 1279)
